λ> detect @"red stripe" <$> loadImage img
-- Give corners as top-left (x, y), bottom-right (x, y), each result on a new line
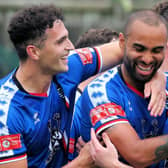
top-left (0, 153), bottom-right (27, 163)
top-left (125, 81), bottom-right (144, 98)
top-left (94, 47), bottom-right (101, 73)
top-left (95, 118), bottom-right (128, 134)
top-left (29, 92), bottom-right (48, 97)
top-left (68, 138), bottom-right (75, 154)
top-left (66, 101), bottom-right (70, 109)
top-left (62, 136), bottom-right (67, 151)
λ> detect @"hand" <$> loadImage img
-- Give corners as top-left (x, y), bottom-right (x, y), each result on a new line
top-left (144, 71), bottom-right (166, 117)
top-left (89, 128), bottom-right (134, 168)
top-left (63, 141), bottom-right (97, 168)
top-left (76, 136), bottom-right (86, 153)
top-left (78, 142), bottom-right (98, 168)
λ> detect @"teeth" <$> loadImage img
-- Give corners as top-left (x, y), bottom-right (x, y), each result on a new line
top-left (137, 65), bottom-right (152, 71)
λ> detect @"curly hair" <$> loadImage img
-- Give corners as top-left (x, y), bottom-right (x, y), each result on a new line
top-left (75, 28), bottom-right (119, 48)
top-left (8, 4), bottom-right (64, 61)
top-left (154, 1), bottom-right (168, 22)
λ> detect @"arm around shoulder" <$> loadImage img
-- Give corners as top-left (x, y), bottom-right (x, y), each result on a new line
top-left (98, 40), bottom-right (123, 71)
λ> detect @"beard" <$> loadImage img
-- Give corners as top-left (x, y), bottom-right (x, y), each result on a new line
top-left (123, 54), bottom-right (163, 84)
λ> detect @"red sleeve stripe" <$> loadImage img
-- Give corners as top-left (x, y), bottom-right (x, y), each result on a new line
top-left (94, 47), bottom-right (103, 73)
top-left (166, 90), bottom-right (168, 97)
top-left (95, 119), bottom-right (128, 135)
top-left (0, 153), bottom-right (27, 164)
top-left (68, 138), bottom-right (75, 154)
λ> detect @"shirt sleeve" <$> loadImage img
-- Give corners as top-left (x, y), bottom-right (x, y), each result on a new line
top-left (67, 47), bottom-right (103, 84)
top-left (79, 70), bottom-right (129, 140)
top-left (0, 106), bottom-right (27, 164)
top-left (90, 102), bottom-right (128, 135)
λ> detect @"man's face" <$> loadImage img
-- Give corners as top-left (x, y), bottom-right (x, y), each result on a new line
top-left (121, 20), bottom-right (167, 85)
top-left (38, 20), bottom-right (74, 75)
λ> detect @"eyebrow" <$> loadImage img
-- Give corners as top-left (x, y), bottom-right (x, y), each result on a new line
top-left (133, 43), bottom-right (164, 51)
top-left (56, 35), bottom-right (67, 44)
top-left (151, 46), bottom-right (164, 52)
top-left (133, 43), bottom-right (147, 50)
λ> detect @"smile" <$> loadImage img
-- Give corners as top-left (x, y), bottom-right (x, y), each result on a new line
top-left (137, 64), bottom-right (153, 71)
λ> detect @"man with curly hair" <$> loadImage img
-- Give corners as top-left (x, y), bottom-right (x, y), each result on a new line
top-left (0, 5), bottom-right (125, 168)
top-left (0, 4), bottom-right (166, 168)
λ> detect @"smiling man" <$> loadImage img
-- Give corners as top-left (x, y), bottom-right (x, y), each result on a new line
top-left (77, 9), bottom-right (168, 168)
top-left (0, 5), bottom-right (124, 168)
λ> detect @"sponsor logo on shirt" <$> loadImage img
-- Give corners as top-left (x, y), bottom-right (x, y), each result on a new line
top-left (90, 102), bottom-right (126, 125)
top-left (76, 48), bottom-right (93, 65)
top-left (0, 134), bottom-right (21, 151)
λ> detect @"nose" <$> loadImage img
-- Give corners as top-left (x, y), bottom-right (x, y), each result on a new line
top-left (141, 51), bottom-right (154, 65)
top-left (66, 39), bottom-right (75, 50)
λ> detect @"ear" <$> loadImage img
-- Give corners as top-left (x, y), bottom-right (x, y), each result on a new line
top-left (119, 32), bottom-right (125, 51)
top-left (26, 45), bottom-right (40, 60)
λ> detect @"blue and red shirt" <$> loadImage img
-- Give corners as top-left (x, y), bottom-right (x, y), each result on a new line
top-left (69, 66), bottom-right (168, 167)
top-left (0, 47), bottom-right (102, 168)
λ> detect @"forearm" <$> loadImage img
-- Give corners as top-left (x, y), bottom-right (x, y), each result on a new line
top-left (98, 41), bottom-right (123, 71)
top-left (124, 135), bottom-right (168, 167)
top-left (106, 125), bottom-right (168, 167)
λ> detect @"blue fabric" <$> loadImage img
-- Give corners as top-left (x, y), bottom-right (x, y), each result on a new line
top-left (0, 48), bottom-right (101, 168)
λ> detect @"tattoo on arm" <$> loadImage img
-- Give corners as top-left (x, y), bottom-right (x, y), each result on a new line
top-left (154, 138), bottom-right (168, 162)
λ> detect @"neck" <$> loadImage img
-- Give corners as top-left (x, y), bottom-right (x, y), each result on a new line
top-left (16, 62), bottom-right (52, 93)
top-left (121, 65), bottom-right (144, 92)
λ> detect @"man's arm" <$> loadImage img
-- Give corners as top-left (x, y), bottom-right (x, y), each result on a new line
top-left (0, 158), bottom-right (27, 168)
top-left (144, 70), bottom-right (166, 116)
top-left (104, 123), bottom-right (168, 168)
top-left (90, 128), bottom-right (134, 168)
top-left (98, 41), bottom-right (123, 72)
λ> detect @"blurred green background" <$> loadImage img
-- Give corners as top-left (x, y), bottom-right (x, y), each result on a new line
top-left (0, 0), bottom-right (162, 78)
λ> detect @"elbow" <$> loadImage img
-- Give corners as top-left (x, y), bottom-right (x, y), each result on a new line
top-left (123, 151), bottom-right (151, 168)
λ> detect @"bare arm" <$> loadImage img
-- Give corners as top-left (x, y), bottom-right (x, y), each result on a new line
top-left (0, 158), bottom-right (27, 168)
top-left (98, 41), bottom-right (123, 72)
top-left (90, 128), bottom-right (134, 168)
top-left (105, 123), bottom-right (168, 168)
top-left (144, 70), bottom-right (166, 116)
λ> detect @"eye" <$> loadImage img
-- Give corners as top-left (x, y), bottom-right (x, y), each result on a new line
top-left (57, 37), bottom-right (66, 44)
top-left (133, 44), bottom-right (146, 52)
top-left (152, 47), bottom-right (164, 54)
top-left (134, 45), bottom-right (145, 52)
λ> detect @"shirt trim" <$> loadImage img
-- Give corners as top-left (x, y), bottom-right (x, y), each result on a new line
top-left (94, 47), bottom-right (103, 73)
top-left (95, 119), bottom-right (128, 135)
top-left (0, 153), bottom-right (27, 164)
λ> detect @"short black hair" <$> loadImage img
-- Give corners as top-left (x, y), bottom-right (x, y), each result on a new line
top-left (124, 9), bottom-right (167, 38)
top-left (75, 28), bottom-right (119, 48)
top-left (8, 4), bottom-right (64, 61)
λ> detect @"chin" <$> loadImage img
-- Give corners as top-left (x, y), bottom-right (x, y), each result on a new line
top-left (61, 66), bottom-right (69, 73)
